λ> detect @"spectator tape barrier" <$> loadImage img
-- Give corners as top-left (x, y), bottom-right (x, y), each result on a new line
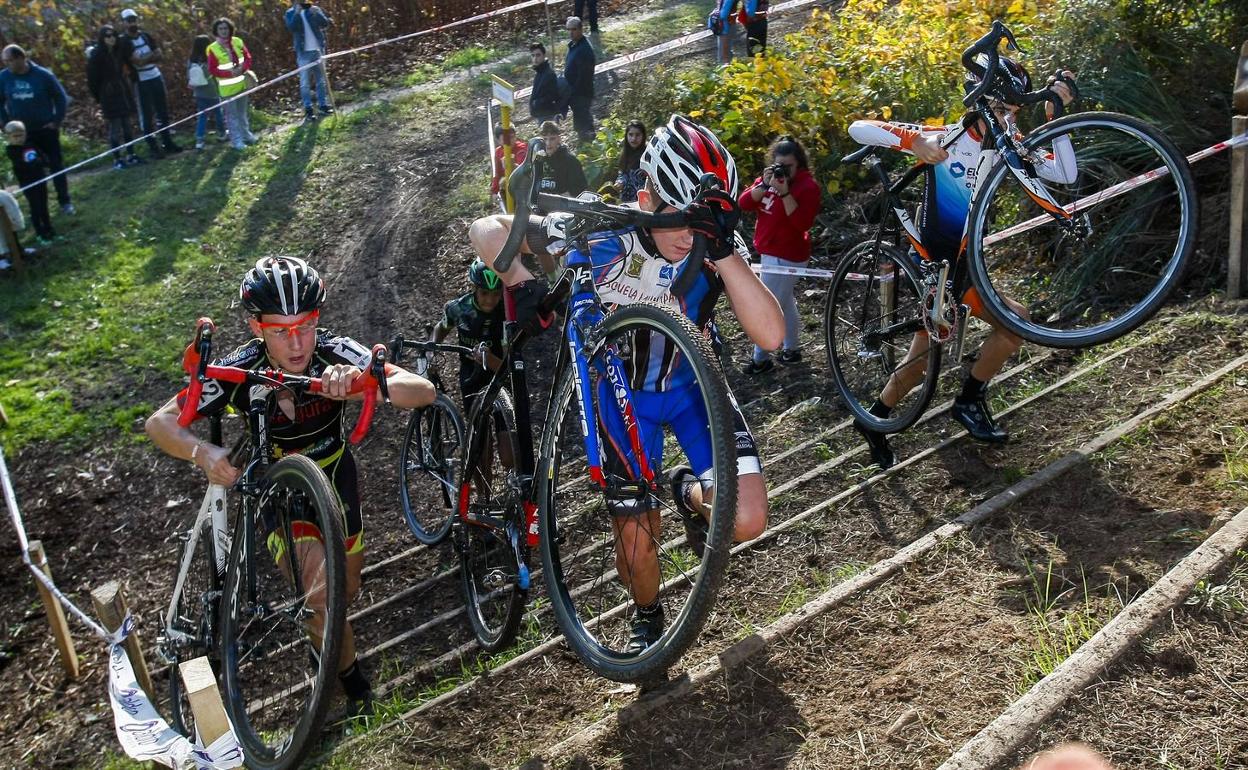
top-left (751, 132), bottom-right (1248, 278)
top-left (0, 446), bottom-right (243, 769)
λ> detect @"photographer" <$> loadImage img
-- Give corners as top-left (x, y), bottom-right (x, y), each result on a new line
top-left (738, 135), bottom-right (821, 375)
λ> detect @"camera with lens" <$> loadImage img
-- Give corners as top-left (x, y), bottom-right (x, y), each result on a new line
top-left (768, 162), bottom-right (790, 181)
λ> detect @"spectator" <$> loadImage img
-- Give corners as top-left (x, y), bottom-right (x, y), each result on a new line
top-left (284, 0), bottom-right (334, 122)
top-left (4, 121), bottom-right (54, 243)
top-left (534, 120), bottom-right (588, 211)
top-left (574, 0), bottom-right (600, 34)
top-left (490, 121), bottom-right (528, 207)
top-left (1021, 744), bottom-right (1114, 770)
top-left (118, 8), bottom-right (182, 156)
top-left (206, 18), bottom-right (257, 151)
top-left (563, 17), bottom-right (596, 141)
top-left (738, 134), bottom-right (821, 374)
top-left (709, 0), bottom-right (740, 65)
top-left (0, 189), bottom-right (34, 270)
top-left (528, 42), bottom-right (561, 123)
top-left (614, 120), bottom-right (647, 202)
top-left (742, 0), bottom-right (769, 57)
top-left (187, 35), bottom-right (226, 150)
top-left (86, 26), bottom-right (142, 170)
top-left (0, 45), bottom-right (73, 215)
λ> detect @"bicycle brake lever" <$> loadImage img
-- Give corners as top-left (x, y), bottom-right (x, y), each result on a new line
top-left (370, 344), bottom-right (391, 405)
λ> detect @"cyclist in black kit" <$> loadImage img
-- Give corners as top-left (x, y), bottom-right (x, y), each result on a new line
top-left (432, 259), bottom-right (514, 495)
top-left (145, 256), bottom-right (435, 719)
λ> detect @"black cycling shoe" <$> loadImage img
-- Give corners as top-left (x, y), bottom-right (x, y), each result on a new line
top-left (668, 464), bottom-right (707, 559)
top-left (951, 397), bottom-right (1009, 443)
top-left (627, 604), bottom-right (665, 655)
top-left (344, 690), bottom-right (374, 721)
top-left (510, 280), bottom-right (552, 331)
top-left (852, 419), bottom-right (896, 470)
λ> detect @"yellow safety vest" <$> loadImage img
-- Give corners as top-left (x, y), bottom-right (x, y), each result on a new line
top-left (207, 37), bottom-right (248, 97)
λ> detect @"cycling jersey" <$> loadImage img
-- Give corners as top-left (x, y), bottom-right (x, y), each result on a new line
top-left (527, 214), bottom-right (761, 478)
top-left (440, 292), bottom-right (505, 382)
top-left (176, 328), bottom-right (372, 554)
top-left (847, 119), bottom-right (1077, 259)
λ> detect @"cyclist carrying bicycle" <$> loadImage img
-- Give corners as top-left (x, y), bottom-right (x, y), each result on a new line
top-left (468, 114), bottom-right (784, 652)
top-left (431, 259), bottom-right (514, 496)
top-left (847, 55), bottom-right (1077, 468)
top-left (145, 256), bottom-right (435, 718)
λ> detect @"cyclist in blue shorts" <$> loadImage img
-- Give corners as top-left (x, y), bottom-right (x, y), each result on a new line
top-left (467, 114), bottom-right (784, 651)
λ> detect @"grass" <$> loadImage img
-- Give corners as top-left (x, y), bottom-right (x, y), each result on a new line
top-left (1015, 561), bottom-right (1107, 691)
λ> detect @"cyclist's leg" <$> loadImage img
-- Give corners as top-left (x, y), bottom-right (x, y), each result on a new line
top-left (597, 382), bottom-right (665, 606)
top-left (324, 452), bottom-right (370, 703)
top-left (879, 331), bottom-right (932, 411)
top-left (952, 289), bottom-right (1027, 442)
top-left (668, 383), bottom-right (767, 541)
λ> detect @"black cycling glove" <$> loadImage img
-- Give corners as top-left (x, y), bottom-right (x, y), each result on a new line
top-left (684, 190), bottom-right (741, 261)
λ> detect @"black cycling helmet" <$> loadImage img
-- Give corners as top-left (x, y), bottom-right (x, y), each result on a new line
top-left (240, 256), bottom-right (325, 317)
top-left (964, 53), bottom-right (1032, 100)
top-left (640, 114), bottom-right (739, 209)
top-left (468, 259), bottom-right (501, 291)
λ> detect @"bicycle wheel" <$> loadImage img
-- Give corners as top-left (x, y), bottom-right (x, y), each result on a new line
top-left (165, 518), bottom-right (221, 738)
top-left (825, 241), bottom-right (941, 433)
top-left (399, 393), bottom-right (465, 545)
top-left (458, 388), bottom-right (527, 652)
top-left (219, 455), bottom-right (346, 770)
top-left (537, 302), bottom-right (737, 682)
top-left (967, 111), bottom-right (1197, 348)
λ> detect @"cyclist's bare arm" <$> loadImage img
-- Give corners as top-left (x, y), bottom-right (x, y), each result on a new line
top-left (717, 252), bottom-right (785, 351)
top-left (468, 215), bottom-right (557, 285)
top-left (145, 398), bottom-right (241, 487)
top-left (849, 120), bottom-right (951, 164)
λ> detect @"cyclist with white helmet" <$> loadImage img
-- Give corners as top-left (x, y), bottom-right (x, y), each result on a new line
top-left (467, 114), bottom-right (784, 651)
top-left (846, 55), bottom-right (1077, 468)
top-left (145, 256), bottom-right (435, 718)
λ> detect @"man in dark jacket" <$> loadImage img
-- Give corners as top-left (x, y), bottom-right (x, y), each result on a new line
top-left (0, 45), bottom-right (73, 214)
top-left (562, 17), bottom-right (596, 140)
top-left (528, 42), bottom-right (561, 123)
top-left (284, 0), bottom-right (334, 120)
top-left (118, 8), bottom-right (182, 156)
top-left (533, 121), bottom-right (588, 214)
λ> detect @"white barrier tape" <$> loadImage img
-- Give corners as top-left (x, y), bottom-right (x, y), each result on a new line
top-left (516, 0), bottom-right (823, 100)
top-left (15, 57), bottom-right (324, 195)
top-left (750, 262), bottom-right (835, 279)
top-left (983, 132), bottom-right (1248, 246)
top-left (109, 643), bottom-right (244, 769)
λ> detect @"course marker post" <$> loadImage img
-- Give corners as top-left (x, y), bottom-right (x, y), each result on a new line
top-left (28, 540), bottom-right (80, 678)
top-left (493, 75), bottom-right (518, 213)
top-left (92, 580), bottom-right (154, 700)
top-left (1230, 40), bottom-right (1248, 299)
top-left (180, 656), bottom-right (231, 746)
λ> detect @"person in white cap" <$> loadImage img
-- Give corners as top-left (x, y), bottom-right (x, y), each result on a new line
top-left (118, 8), bottom-right (182, 156)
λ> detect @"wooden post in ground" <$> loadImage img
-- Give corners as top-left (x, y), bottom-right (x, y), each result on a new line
top-left (27, 540), bottom-right (79, 678)
top-left (91, 580), bottom-right (154, 698)
top-left (1230, 40), bottom-right (1248, 299)
top-left (179, 657), bottom-right (231, 745)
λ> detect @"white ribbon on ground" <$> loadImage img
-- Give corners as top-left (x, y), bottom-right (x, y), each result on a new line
top-left (1, 446), bottom-right (243, 769)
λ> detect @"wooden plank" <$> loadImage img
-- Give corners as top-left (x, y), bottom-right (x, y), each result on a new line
top-left (179, 657), bottom-right (231, 745)
top-left (938, 505), bottom-right (1248, 770)
top-left (91, 580), bottom-right (154, 699)
top-left (1234, 40), bottom-right (1248, 115)
top-left (27, 541), bottom-right (79, 678)
top-left (1231, 114), bottom-right (1248, 300)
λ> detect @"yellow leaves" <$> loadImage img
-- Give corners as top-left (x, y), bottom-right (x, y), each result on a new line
top-left (881, 105), bottom-right (892, 119)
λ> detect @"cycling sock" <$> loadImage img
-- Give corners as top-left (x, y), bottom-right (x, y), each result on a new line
top-left (958, 374), bottom-right (989, 403)
top-left (869, 399), bottom-right (892, 419)
top-left (338, 659), bottom-right (371, 700)
top-left (635, 599), bottom-right (663, 618)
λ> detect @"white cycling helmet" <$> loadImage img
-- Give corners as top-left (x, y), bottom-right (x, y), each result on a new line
top-left (640, 114), bottom-right (739, 209)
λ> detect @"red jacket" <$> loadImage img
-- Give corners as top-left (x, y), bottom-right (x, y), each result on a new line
top-left (491, 139), bottom-right (529, 195)
top-left (738, 166), bottom-right (821, 262)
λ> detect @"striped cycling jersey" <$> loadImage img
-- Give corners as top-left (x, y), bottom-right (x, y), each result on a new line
top-left (570, 227), bottom-right (727, 392)
top-left (848, 119), bottom-right (1077, 259)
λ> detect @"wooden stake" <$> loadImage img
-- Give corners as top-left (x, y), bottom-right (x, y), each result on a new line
top-left (91, 580), bottom-right (154, 699)
top-left (27, 540), bottom-right (79, 678)
top-left (1231, 40), bottom-right (1248, 299)
top-left (179, 657), bottom-right (231, 746)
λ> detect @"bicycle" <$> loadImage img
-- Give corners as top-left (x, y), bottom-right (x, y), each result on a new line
top-left (825, 20), bottom-right (1197, 434)
top-left (157, 317), bottom-right (390, 770)
top-left (442, 141), bottom-right (741, 680)
top-left (392, 331), bottom-right (470, 546)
